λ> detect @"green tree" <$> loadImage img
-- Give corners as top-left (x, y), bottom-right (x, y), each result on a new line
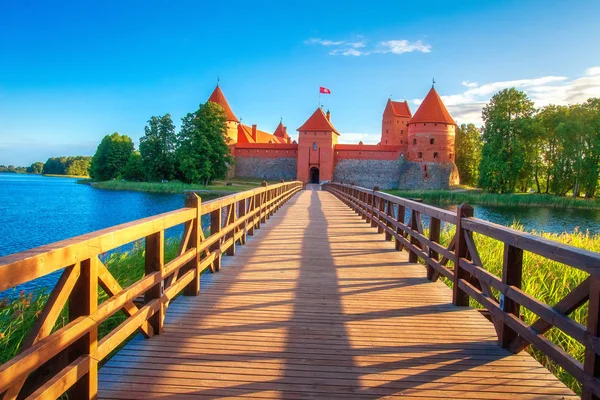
top-left (66, 157), bottom-right (92, 176)
top-left (536, 105), bottom-right (570, 194)
top-left (478, 88), bottom-right (536, 193)
top-left (122, 151), bottom-right (145, 181)
top-left (42, 157), bottom-right (67, 174)
top-left (139, 114), bottom-right (177, 181)
top-left (176, 102), bottom-right (234, 185)
top-left (454, 123), bottom-right (482, 186)
top-left (90, 133), bottom-right (134, 181)
top-left (26, 162), bottom-right (44, 174)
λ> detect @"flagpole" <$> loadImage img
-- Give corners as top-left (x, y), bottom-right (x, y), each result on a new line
top-left (318, 91), bottom-right (321, 108)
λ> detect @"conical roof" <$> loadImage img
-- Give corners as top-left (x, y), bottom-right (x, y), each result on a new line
top-left (297, 108), bottom-right (339, 134)
top-left (207, 85), bottom-right (238, 122)
top-left (409, 87), bottom-right (456, 125)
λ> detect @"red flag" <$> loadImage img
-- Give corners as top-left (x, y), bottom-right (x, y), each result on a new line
top-left (319, 87), bottom-right (331, 94)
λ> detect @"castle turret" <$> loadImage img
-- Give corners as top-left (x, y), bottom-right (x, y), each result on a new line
top-left (297, 108), bottom-right (339, 184)
top-left (407, 87), bottom-right (456, 163)
top-left (381, 99), bottom-right (412, 150)
top-left (207, 84), bottom-right (239, 144)
top-left (273, 120), bottom-right (291, 143)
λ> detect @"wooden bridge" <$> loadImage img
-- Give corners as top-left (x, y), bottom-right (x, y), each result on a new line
top-left (1, 181), bottom-right (599, 399)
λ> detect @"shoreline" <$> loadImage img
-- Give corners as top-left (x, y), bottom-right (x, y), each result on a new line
top-left (85, 179), bottom-right (267, 195)
top-left (385, 189), bottom-right (600, 210)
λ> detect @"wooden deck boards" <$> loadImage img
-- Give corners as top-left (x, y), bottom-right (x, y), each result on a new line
top-left (98, 186), bottom-right (575, 399)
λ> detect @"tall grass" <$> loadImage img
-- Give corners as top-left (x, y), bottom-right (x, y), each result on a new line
top-left (0, 239), bottom-right (180, 365)
top-left (87, 179), bottom-right (264, 195)
top-left (432, 224), bottom-right (594, 394)
top-left (387, 189), bottom-right (600, 209)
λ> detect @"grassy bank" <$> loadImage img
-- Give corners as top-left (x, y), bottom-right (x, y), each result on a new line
top-left (428, 224), bottom-right (594, 394)
top-left (386, 188), bottom-right (600, 209)
top-left (43, 173), bottom-right (90, 179)
top-left (86, 178), bottom-right (270, 195)
top-left (0, 239), bottom-right (180, 365)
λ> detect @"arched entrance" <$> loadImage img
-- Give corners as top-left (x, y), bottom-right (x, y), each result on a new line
top-left (310, 167), bottom-right (320, 184)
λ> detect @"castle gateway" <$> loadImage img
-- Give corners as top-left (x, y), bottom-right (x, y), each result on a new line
top-left (208, 84), bottom-right (460, 189)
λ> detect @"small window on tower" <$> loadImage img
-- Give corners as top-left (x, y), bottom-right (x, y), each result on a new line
top-left (434, 152), bottom-right (439, 159)
top-left (418, 152), bottom-right (423, 159)
top-left (401, 130), bottom-right (403, 134)
top-left (386, 129), bottom-right (388, 134)
top-left (413, 139), bottom-right (417, 145)
top-left (449, 153), bottom-right (454, 161)
top-left (313, 142), bottom-right (317, 150)
top-left (430, 138), bottom-right (435, 145)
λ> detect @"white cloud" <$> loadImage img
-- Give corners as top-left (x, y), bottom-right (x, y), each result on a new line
top-left (461, 80), bottom-right (478, 88)
top-left (413, 69), bottom-right (600, 126)
top-left (375, 40), bottom-right (431, 55)
top-left (305, 36), bottom-right (430, 57)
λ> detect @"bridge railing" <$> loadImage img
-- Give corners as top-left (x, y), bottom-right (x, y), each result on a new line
top-left (0, 180), bottom-right (303, 399)
top-left (324, 181), bottom-right (600, 399)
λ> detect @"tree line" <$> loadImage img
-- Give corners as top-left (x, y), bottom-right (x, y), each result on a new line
top-left (90, 102), bottom-right (233, 185)
top-left (454, 89), bottom-right (600, 197)
top-left (0, 157), bottom-right (91, 176)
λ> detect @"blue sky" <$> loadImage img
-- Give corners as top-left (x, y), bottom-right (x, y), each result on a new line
top-left (1, 0), bottom-right (600, 166)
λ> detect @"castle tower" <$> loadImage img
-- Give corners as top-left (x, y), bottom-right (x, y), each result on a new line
top-left (297, 108), bottom-right (339, 183)
top-left (207, 84), bottom-right (239, 144)
top-left (381, 99), bottom-right (412, 151)
top-left (407, 87), bottom-right (456, 163)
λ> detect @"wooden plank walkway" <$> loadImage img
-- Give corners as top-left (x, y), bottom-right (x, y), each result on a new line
top-left (98, 186), bottom-right (575, 399)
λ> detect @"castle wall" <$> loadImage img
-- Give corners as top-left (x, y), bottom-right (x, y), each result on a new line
top-left (233, 143), bottom-right (298, 181)
top-left (398, 160), bottom-right (460, 190)
top-left (333, 158), bottom-right (402, 189)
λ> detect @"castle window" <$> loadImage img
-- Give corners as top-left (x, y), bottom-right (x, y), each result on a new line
top-left (430, 138), bottom-right (435, 145)
top-left (449, 153), bottom-right (454, 161)
top-left (385, 140), bottom-right (388, 144)
top-left (386, 129), bottom-right (388, 134)
top-left (313, 142), bottom-right (317, 150)
top-left (434, 152), bottom-right (439, 159)
top-left (401, 130), bottom-right (403, 134)
top-left (397, 120), bottom-right (399, 124)
top-left (418, 152), bottom-right (423, 159)
top-left (413, 139), bottom-right (417, 145)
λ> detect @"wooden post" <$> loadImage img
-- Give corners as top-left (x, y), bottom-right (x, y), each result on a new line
top-left (371, 187), bottom-right (379, 228)
top-left (385, 201), bottom-right (394, 241)
top-left (453, 204), bottom-right (473, 306)
top-left (584, 276), bottom-right (600, 400)
top-left (238, 198), bottom-right (247, 244)
top-left (184, 193), bottom-right (201, 296)
top-left (377, 197), bottom-right (385, 234)
top-left (395, 204), bottom-right (406, 251)
top-left (408, 209), bottom-right (420, 263)
top-left (260, 182), bottom-right (268, 224)
top-left (361, 191), bottom-right (367, 220)
top-left (210, 208), bottom-right (221, 272)
top-left (427, 217), bottom-right (441, 281)
top-left (226, 204), bottom-right (236, 256)
top-left (499, 244), bottom-right (523, 348)
top-left (145, 231), bottom-right (164, 332)
top-left (67, 257), bottom-right (98, 399)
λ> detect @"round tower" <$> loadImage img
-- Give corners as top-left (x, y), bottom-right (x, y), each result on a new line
top-left (407, 86), bottom-right (456, 163)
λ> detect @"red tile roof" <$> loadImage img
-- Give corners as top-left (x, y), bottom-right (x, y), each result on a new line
top-left (409, 87), bottom-right (456, 125)
top-left (297, 108), bottom-right (339, 134)
top-left (273, 121), bottom-right (290, 139)
top-left (384, 99), bottom-right (412, 118)
top-left (237, 124), bottom-right (287, 144)
top-left (208, 85), bottom-right (238, 122)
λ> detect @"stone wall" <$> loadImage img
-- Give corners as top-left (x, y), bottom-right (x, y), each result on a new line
top-left (234, 156), bottom-right (297, 181)
top-left (397, 160), bottom-right (459, 190)
top-left (333, 158), bottom-right (401, 189)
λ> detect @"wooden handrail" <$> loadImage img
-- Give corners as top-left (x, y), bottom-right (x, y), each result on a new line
top-left (0, 181), bottom-right (303, 399)
top-left (324, 181), bottom-right (600, 399)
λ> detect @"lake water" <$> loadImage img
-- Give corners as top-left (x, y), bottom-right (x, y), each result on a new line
top-left (1, 173), bottom-right (599, 294)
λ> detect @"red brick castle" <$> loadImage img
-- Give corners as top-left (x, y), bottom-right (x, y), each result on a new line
top-left (207, 84), bottom-right (459, 189)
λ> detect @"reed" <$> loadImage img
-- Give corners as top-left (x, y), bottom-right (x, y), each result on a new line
top-left (86, 179), bottom-right (266, 194)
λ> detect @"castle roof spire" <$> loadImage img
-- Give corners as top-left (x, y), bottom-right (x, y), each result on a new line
top-left (297, 108), bottom-right (339, 134)
top-left (207, 84), bottom-right (238, 122)
top-left (408, 86), bottom-right (456, 126)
